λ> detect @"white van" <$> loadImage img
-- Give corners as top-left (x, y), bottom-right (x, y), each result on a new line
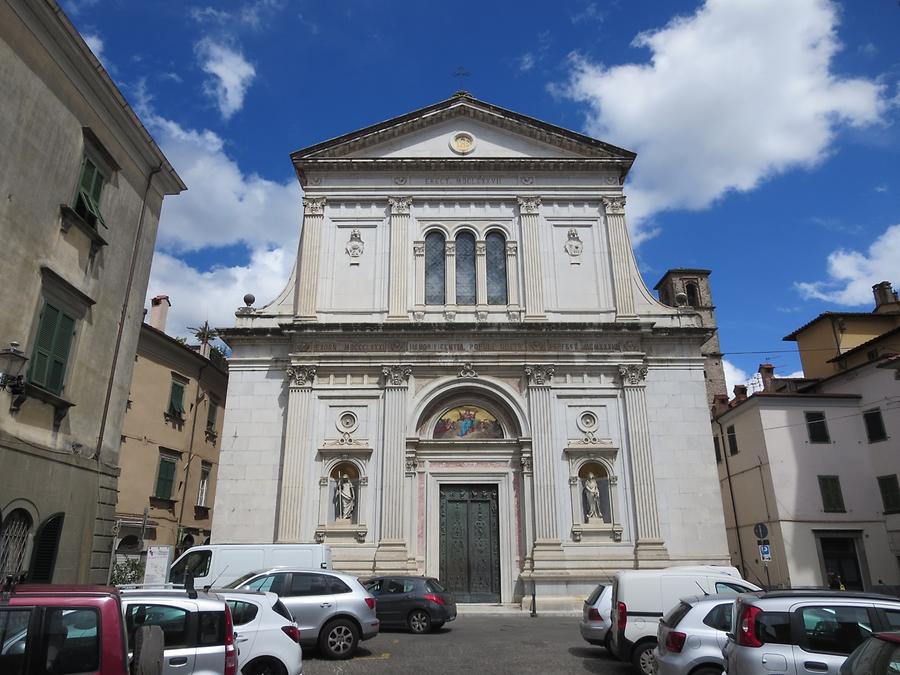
top-left (609, 565), bottom-right (760, 674)
top-left (168, 544), bottom-right (332, 588)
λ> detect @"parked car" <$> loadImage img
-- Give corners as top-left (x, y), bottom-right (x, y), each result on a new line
top-left (724, 590), bottom-right (900, 675)
top-left (364, 575), bottom-right (457, 633)
top-left (169, 544), bottom-right (332, 587)
top-left (580, 583), bottom-right (613, 649)
top-left (119, 587), bottom-right (238, 675)
top-left (1, 583), bottom-right (133, 675)
top-left (840, 631), bottom-right (900, 674)
top-left (226, 567), bottom-right (379, 659)
top-left (217, 590), bottom-right (303, 675)
top-left (654, 594), bottom-right (736, 675)
top-left (610, 565), bottom-right (759, 674)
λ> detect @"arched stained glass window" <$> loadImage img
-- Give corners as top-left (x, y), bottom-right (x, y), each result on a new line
top-left (425, 232), bottom-right (446, 305)
top-left (455, 232), bottom-right (476, 305)
top-left (486, 233), bottom-right (507, 305)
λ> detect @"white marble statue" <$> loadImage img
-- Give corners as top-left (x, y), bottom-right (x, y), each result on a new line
top-left (334, 474), bottom-right (356, 521)
top-left (583, 472), bottom-right (604, 523)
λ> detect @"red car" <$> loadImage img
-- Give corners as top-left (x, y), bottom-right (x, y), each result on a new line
top-left (1, 583), bottom-right (130, 674)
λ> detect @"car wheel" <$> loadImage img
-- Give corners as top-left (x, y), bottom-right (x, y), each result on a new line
top-left (631, 641), bottom-right (656, 675)
top-left (407, 609), bottom-right (432, 634)
top-left (319, 618), bottom-right (359, 660)
top-left (242, 658), bottom-right (287, 675)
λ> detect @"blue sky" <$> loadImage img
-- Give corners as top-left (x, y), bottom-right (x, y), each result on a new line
top-left (66, 0), bottom-right (900, 393)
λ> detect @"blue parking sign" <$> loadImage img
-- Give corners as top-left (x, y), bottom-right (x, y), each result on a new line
top-left (759, 544), bottom-right (772, 562)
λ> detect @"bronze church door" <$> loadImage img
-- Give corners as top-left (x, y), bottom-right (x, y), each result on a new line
top-left (439, 485), bottom-right (501, 603)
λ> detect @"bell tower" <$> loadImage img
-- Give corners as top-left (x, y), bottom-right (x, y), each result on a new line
top-left (654, 269), bottom-right (727, 406)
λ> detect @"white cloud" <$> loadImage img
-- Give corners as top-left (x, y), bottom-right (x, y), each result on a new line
top-left (723, 359), bottom-right (750, 397)
top-left (781, 370), bottom-right (805, 379)
top-left (82, 33), bottom-right (105, 65)
top-left (147, 247), bottom-right (294, 339)
top-left (195, 39), bottom-right (256, 119)
top-left (794, 223), bottom-right (900, 305)
top-left (556, 0), bottom-right (886, 235)
top-left (63, 0), bottom-right (99, 16)
top-left (518, 53), bottom-right (535, 73)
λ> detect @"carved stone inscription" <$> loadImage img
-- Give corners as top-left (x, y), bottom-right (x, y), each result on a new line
top-left (294, 338), bottom-right (641, 353)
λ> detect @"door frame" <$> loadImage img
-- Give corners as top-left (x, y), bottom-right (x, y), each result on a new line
top-left (425, 469), bottom-right (516, 604)
top-left (813, 529), bottom-right (871, 591)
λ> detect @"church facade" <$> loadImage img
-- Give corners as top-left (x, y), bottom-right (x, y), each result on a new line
top-left (213, 93), bottom-right (729, 607)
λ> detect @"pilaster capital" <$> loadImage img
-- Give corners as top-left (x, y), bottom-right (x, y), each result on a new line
top-left (476, 241), bottom-right (486, 255)
top-left (601, 196), bottom-right (626, 216)
top-left (525, 364), bottom-right (555, 386)
top-left (286, 364), bottom-right (317, 387)
top-left (506, 241), bottom-right (518, 255)
top-left (445, 241), bottom-right (456, 255)
top-left (517, 196), bottom-right (542, 214)
top-left (302, 196), bottom-right (326, 216)
top-left (617, 363), bottom-right (648, 387)
top-left (382, 364), bottom-right (412, 387)
top-left (413, 241), bottom-right (425, 256)
top-left (388, 196), bottom-right (412, 215)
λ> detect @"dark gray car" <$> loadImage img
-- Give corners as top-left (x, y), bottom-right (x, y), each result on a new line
top-left (364, 576), bottom-right (457, 633)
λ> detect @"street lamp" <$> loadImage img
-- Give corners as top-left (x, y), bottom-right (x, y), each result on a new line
top-left (0, 342), bottom-right (29, 410)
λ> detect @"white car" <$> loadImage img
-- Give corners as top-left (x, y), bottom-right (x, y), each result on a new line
top-left (217, 590), bottom-right (303, 675)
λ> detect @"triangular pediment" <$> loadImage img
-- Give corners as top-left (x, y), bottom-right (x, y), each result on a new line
top-left (291, 93), bottom-right (635, 163)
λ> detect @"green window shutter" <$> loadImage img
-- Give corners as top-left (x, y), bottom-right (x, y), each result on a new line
top-left (79, 158), bottom-right (96, 193)
top-left (29, 303), bottom-right (60, 388)
top-left (206, 399), bottom-right (217, 429)
top-left (155, 457), bottom-right (176, 499)
top-left (878, 475), bottom-right (900, 513)
top-left (169, 380), bottom-right (185, 416)
top-left (74, 156), bottom-right (106, 228)
top-left (46, 312), bottom-right (75, 395)
top-left (819, 476), bottom-right (845, 512)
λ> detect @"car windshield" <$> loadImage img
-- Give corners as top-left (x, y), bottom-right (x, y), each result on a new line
top-left (225, 572), bottom-right (260, 589)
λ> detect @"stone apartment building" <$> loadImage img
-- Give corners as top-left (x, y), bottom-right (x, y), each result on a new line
top-left (213, 92), bottom-right (731, 609)
top-left (0, 1), bottom-right (183, 583)
top-left (115, 296), bottom-right (227, 562)
top-left (713, 282), bottom-right (900, 591)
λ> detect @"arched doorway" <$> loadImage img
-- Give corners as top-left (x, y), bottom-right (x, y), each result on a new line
top-left (410, 382), bottom-right (528, 604)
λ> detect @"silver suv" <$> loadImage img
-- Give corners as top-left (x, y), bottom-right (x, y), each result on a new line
top-left (655, 594), bottom-right (736, 675)
top-left (119, 588), bottom-right (237, 675)
top-left (724, 590), bottom-right (900, 674)
top-left (580, 583), bottom-right (613, 649)
top-left (226, 567), bottom-right (379, 659)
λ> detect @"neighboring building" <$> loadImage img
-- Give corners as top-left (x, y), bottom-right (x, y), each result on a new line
top-left (214, 93), bottom-right (729, 609)
top-left (714, 282), bottom-right (900, 591)
top-left (0, 1), bottom-right (184, 582)
top-left (654, 269), bottom-right (727, 406)
top-left (115, 296), bottom-right (227, 561)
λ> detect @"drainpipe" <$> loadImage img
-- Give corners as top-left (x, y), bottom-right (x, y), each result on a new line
top-left (714, 418), bottom-right (747, 579)
top-left (95, 165), bottom-right (162, 457)
top-left (175, 361), bottom-right (209, 550)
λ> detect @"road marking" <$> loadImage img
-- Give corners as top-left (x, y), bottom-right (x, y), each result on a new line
top-left (356, 652), bottom-right (391, 660)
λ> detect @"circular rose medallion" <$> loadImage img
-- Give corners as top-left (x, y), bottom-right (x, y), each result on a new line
top-left (449, 132), bottom-right (475, 155)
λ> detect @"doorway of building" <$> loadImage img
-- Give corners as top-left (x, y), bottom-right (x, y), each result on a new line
top-left (820, 536), bottom-right (864, 591)
top-left (439, 484), bottom-right (501, 603)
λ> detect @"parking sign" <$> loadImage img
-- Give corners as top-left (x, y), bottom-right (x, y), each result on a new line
top-left (758, 544), bottom-right (772, 562)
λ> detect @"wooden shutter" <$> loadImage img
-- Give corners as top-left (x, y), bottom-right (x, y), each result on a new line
top-left (155, 458), bottom-right (176, 499)
top-left (169, 381), bottom-right (185, 415)
top-left (29, 303), bottom-right (60, 388)
top-left (29, 514), bottom-right (65, 583)
top-left (46, 313), bottom-right (75, 395)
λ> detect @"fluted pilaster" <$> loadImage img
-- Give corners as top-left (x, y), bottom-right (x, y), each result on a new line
top-left (296, 197), bottom-right (326, 319)
top-left (525, 364), bottom-right (559, 542)
top-left (387, 197), bottom-right (412, 320)
top-left (518, 196), bottom-right (545, 320)
top-left (379, 364), bottom-right (412, 540)
top-left (506, 240), bottom-right (520, 310)
top-left (602, 196), bottom-right (636, 318)
top-left (277, 365), bottom-right (317, 542)
top-left (618, 363), bottom-right (663, 543)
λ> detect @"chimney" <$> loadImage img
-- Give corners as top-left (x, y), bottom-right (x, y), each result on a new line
top-left (149, 295), bottom-right (171, 332)
top-left (758, 363), bottom-right (776, 392)
top-left (872, 281), bottom-right (900, 314)
top-left (711, 394), bottom-right (730, 417)
top-left (733, 384), bottom-right (748, 402)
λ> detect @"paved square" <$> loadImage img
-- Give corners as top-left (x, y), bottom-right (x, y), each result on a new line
top-left (302, 615), bottom-right (633, 674)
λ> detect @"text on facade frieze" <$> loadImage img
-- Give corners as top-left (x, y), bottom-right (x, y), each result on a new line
top-left (295, 339), bottom-right (640, 353)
